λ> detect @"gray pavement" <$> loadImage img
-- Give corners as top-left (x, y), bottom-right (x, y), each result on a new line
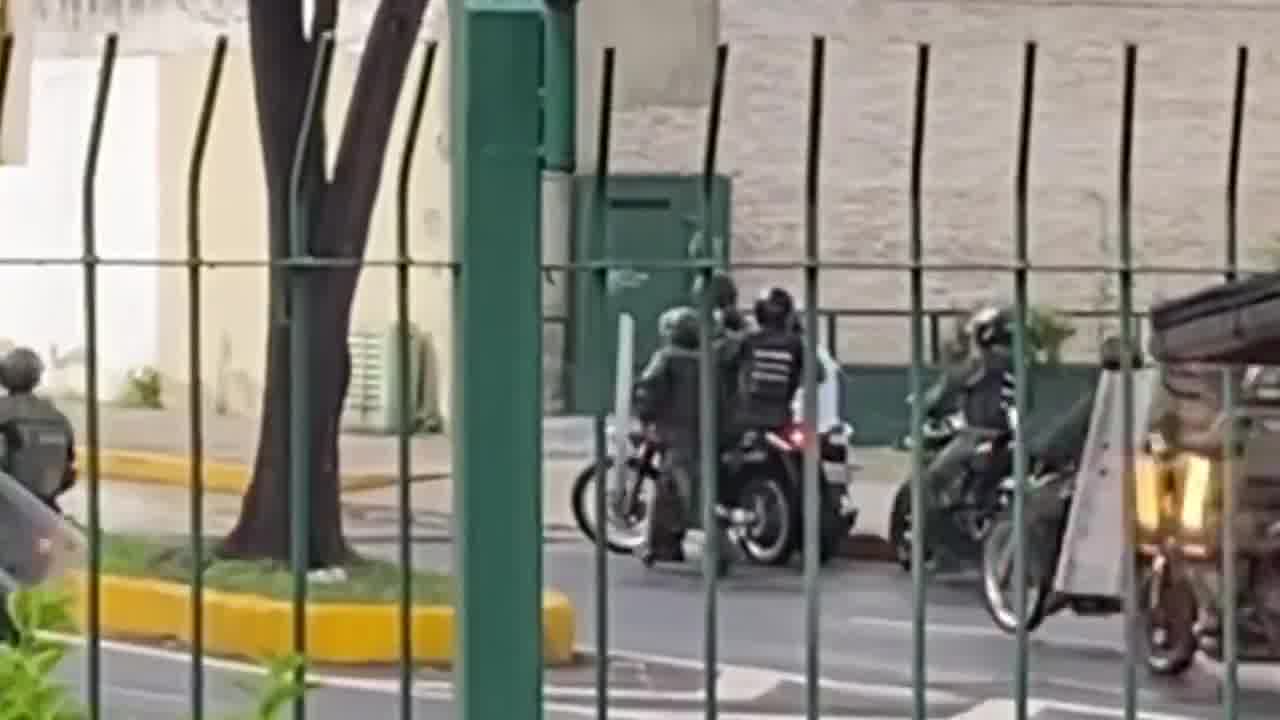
top-left (54, 478), bottom-right (1280, 718)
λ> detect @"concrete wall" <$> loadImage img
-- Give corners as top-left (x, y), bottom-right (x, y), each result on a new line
top-left (591, 0), bottom-right (1280, 364)
top-left (153, 43), bottom-right (453, 421)
top-left (0, 56), bottom-right (160, 399)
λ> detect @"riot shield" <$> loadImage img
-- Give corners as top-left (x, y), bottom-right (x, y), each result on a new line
top-left (0, 472), bottom-right (86, 592)
top-left (1053, 368), bottom-right (1158, 597)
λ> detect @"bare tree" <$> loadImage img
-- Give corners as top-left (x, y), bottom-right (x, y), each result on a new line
top-left (219, 0), bottom-right (429, 566)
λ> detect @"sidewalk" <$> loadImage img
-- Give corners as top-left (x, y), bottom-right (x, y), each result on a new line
top-left (62, 400), bottom-right (451, 495)
top-left (58, 398), bottom-right (910, 555)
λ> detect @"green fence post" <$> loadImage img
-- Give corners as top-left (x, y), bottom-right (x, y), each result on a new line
top-left (286, 35), bottom-right (336, 720)
top-left (395, 38), bottom-right (438, 720)
top-left (1117, 44), bottom-right (1139, 720)
top-left (81, 34), bottom-right (118, 720)
top-left (1220, 45), bottom-right (1248, 718)
top-left (907, 43), bottom-right (931, 720)
top-left (452, 2), bottom-right (545, 719)
top-left (185, 35), bottom-right (227, 720)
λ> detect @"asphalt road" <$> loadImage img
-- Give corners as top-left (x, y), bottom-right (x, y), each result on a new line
top-left (57, 534), bottom-right (1280, 719)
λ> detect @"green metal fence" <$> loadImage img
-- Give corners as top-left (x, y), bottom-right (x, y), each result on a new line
top-left (0, 3), bottom-right (1267, 720)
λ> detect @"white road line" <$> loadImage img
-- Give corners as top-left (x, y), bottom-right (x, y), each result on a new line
top-left (955, 697), bottom-right (1201, 720)
top-left (844, 616), bottom-right (1122, 654)
top-left (1198, 657), bottom-right (1280, 693)
top-left (950, 699), bottom-right (1046, 719)
top-left (605, 647), bottom-right (967, 705)
top-left (545, 708), bottom-right (904, 720)
top-left (43, 633), bottom-right (963, 706)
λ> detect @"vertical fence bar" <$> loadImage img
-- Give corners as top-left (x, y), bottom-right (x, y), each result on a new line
top-left (394, 38), bottom-right (437, 720)
top-left (907, 43), bottom-right (931, 720)
top-left (185, 35), bottom-right (227, 720)
top-left (452, 5), bottom-right (545, 716)
top-left (1010, 41), bottom-right (1036, 720)
top-left (589, 45), bottom-right (615, 720)
top-left (801, 34), bottom-right (825, 720)
top-left (1117, 43), bottom-right (1139, 720)
top-left (698, 43), bottom-right (729, 720)
top-left (287, 33), bottom-right (336, 720)
top-left (1220, 44), bottom-right (1248, 720)
top-left (0, 33), bottom-right (12, 133)
top-left (81, 33), bottom-right (117, 720)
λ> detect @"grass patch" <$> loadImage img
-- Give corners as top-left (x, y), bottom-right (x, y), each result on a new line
top-left (96, 532), bottom-right (453, 605)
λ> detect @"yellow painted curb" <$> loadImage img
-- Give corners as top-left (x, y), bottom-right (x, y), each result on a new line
top-left (70, 573), bottom-right (576, 666)
top-left (77, 447), bottom-right (399, 495)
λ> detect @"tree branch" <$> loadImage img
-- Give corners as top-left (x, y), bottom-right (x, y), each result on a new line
top-left (319, 0), bottom-right (430, 259)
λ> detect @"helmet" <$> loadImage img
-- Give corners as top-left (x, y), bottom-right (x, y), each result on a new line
top-left (667, 307), bottom-right (701, 349)
top-left (658, 306), bottom-right (694, 344)
top-left (0, 347), bottom-right (44, 394)
top-left (966, 305), bottom-right (1014, 349)
top-left (1099, 336), bottom-right (1143, 371)
top-left (692, 271), bottom-right (738, 311)
top-left (753, 286), bottom-right (795, 330)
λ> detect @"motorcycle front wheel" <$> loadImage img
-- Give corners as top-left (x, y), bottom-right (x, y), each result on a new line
top-left (1140, 560), bottom-right (1198, 677)
top-left (888, 481), bottom-right (936, 572)
top-left (979, 513), bottom-right (1052, 634)
top-left (571, 458), bottom-right (657, 555)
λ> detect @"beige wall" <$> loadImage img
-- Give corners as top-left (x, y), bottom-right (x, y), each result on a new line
top-left (154, 43), bottom-right (453, 423)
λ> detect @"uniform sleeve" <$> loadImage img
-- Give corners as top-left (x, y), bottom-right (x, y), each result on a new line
top-left (633, 351), bottom-right (671, 423)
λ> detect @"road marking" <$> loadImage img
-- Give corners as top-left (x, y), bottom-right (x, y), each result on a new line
top-left (1198, 656), bottom-right (1280, 693)
top-left (44, 633), bottom-right (964, 707)
top-left (844, 616), bottom-right (1122, 654)
top-left (954, 698), bottom-right (1199, 720)
top-left (608, 647), bottom-right (967, 705)
top-left (413, 663), bottom-right (777, 703)
top-left (545, 709), bottom-right (904, 720)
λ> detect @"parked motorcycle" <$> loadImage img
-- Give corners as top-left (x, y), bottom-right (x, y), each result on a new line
top-left (729, 420), bottom-right (859, 567)
top-left (570, 418), bottom-right (859, 569)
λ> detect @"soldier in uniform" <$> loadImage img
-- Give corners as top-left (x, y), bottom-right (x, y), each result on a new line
top-left (0, 347), bottom-right (77, 643)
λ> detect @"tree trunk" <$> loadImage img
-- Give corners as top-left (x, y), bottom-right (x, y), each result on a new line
top-left (221, 0), bottom-right (430, 567)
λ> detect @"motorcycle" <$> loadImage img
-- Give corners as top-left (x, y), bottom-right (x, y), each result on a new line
top-left (1132, 419), bottom-right (1280, 678)
top-left (570, 418), bottom-right (859, 569)
top-left (979, 463), bottom-right (1128, 633)
top-left (570, 421), bottom-right (662, 555)
top-left (729, 420), bottom-right (859, 567)
top-left (888, 398), bottom-right (1008, 571)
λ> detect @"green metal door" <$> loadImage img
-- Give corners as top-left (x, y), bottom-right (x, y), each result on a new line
top-left (568, 174), bottom-right (731, 413)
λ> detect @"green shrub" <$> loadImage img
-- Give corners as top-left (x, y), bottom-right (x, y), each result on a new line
top-left (118, 366), bottom-right (163, 409)
top-left (0, 588), bottom-right (84, 720)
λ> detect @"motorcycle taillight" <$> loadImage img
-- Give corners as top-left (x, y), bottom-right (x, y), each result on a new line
top-left (788, 427), bottom-right (807, 448)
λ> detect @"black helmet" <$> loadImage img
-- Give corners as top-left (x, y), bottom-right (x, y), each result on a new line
top-left (667, 307), bottom-right (701, 349)
top-left (754, 287), bottom-right (795, 330)
top-left (692, 271), bottom-right (738, 311)
top-left (0, 347), bottom-right (44, 394)
top-left (966, 305), bottom-right (1014, 349)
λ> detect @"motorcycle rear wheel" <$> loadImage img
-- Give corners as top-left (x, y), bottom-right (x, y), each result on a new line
top-left (738, 475), bottom-right (795, 567)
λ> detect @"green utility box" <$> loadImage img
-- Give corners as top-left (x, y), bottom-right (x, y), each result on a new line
top-left (567, 174), bottom-right (731, 414)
